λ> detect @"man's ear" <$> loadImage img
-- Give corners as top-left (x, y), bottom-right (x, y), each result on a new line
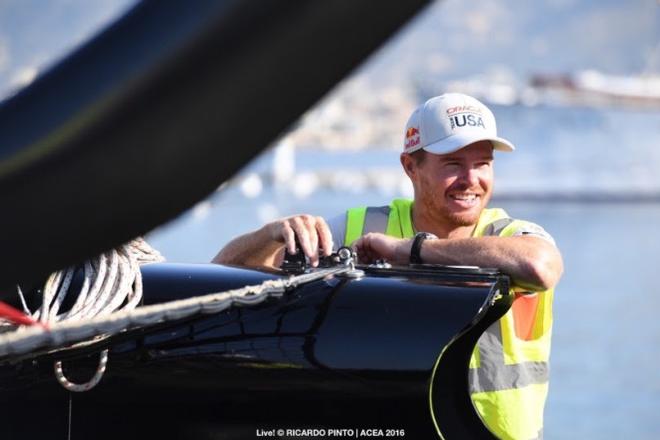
top-left (400, 153), bottom-right (417, 179)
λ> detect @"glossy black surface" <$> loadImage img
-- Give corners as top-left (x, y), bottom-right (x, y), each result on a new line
top-left (0, 263), bottom-right (509, 439)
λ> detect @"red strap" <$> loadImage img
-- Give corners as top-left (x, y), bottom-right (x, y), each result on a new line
top-left (0, 301), bottom-right (42, 327)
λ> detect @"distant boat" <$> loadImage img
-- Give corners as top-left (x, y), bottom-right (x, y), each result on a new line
top-left (530, 70), bottom-right (660, 109)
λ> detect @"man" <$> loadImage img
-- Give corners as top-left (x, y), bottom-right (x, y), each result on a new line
top-left (214, 93), bottom-right (563, 439)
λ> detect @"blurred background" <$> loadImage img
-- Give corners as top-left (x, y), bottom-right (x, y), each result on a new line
top-left (1, 0), bottom-right (659, 438)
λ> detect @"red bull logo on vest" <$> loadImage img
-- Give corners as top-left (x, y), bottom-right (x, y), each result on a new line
top-left (405, 126), bottom-right (420, 150)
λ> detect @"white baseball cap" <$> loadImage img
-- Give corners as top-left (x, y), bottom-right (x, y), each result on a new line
top-left (403, 93), bottom-right (515, 155)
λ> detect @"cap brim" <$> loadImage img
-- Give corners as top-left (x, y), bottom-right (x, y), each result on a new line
top-left (422, 133), bottom-right (515, 155)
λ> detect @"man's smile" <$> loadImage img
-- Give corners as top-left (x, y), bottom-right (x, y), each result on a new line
top-left (447, 192), bottom-right (482, 208)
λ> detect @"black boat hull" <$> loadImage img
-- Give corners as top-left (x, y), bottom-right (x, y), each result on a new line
top-left (0, 263), bottom-right (510, 439)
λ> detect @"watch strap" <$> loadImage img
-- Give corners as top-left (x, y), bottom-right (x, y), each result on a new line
top-left (410, 232), bottom-right (436, 264)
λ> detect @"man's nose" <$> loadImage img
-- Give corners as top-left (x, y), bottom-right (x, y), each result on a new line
top-left (458, 165), bottom-right (480, 186)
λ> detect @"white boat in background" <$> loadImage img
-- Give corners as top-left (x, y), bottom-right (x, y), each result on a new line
top-left (530, 70), bottom-right (660, 109)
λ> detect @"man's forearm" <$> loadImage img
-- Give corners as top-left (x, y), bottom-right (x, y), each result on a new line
top-left (212, 227), bottom-right (283, 268)
top-left (418, 236), bottom-right (563, 291)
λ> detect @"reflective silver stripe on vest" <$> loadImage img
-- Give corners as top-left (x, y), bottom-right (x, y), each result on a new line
top-left (482, 218), bottom-right (515, 237)
top-left (363, 206), bottom-right (390, 234)
top-left (469, 320), bottom-right (549, 394)
top-left (471, 217), bottom-right (550, 397)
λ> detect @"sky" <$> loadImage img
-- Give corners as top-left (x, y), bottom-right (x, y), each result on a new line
top-left (358, 0), bottom-right (660, 90)
top-left (0, 0), bottom-right (657, 101)
top-left (0, 0), bottom-right (135, 99)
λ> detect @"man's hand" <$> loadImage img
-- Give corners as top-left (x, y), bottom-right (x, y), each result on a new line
top-left (212, 214), bottom-right (333, 268)
top-left (353, 233), bottom-right (412, 264)
top-left (264, 214), bottom-right (333, 267)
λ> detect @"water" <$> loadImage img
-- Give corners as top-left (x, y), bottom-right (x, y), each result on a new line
top-left (504, 202), bottom-right (660, 439)
top-left (147, 104), bottom-right (660, 439)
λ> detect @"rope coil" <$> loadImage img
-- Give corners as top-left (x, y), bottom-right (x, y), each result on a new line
top-left (5, 238), bottom-right (164, 391)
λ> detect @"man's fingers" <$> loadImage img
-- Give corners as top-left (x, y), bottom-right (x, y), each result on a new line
top-left (290, 216), bottom-right (317, 265)
top-left (280, 221), bottom-right (297, 255)
top-left (353, 235), bottom-right (372, 263)
top-left (353, 233), bottom-right (391, 263)
top-left (315, 216), bottom-right (333, 256)
top-left (302, 215), bottom-right (320, 265)
top-left (276, 214), bottom-right (331, 267)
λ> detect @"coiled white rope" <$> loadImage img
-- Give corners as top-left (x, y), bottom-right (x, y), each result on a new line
top-left (23, 238), bottom-right (164, 324)
top-left (6, 238), bottom-right (164, 391)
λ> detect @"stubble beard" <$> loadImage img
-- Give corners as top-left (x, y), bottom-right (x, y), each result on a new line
top-left (419, 186), bottom-right (490, 230)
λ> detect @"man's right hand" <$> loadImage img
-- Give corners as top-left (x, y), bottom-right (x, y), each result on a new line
top-left (212, 214), bottom-right (333, 268)
top-left (263, 214), bottom-right (333, 267)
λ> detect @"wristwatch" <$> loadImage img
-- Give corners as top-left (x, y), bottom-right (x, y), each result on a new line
top-left (410, 232), bottom-right (437, 264)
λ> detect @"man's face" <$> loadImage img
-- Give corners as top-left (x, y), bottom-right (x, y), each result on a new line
top-left (409, 140), bottom-right (494, 228)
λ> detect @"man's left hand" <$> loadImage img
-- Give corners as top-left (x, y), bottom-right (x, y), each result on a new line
top-left (353, 233), bottom-right (411, 264)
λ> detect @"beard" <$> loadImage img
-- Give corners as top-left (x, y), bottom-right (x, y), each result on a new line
top-left (416, 180), bottom-right (490, 229)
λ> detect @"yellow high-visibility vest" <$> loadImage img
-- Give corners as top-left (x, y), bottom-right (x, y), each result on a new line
top-left (344, 198), bottom-right (553, 440)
